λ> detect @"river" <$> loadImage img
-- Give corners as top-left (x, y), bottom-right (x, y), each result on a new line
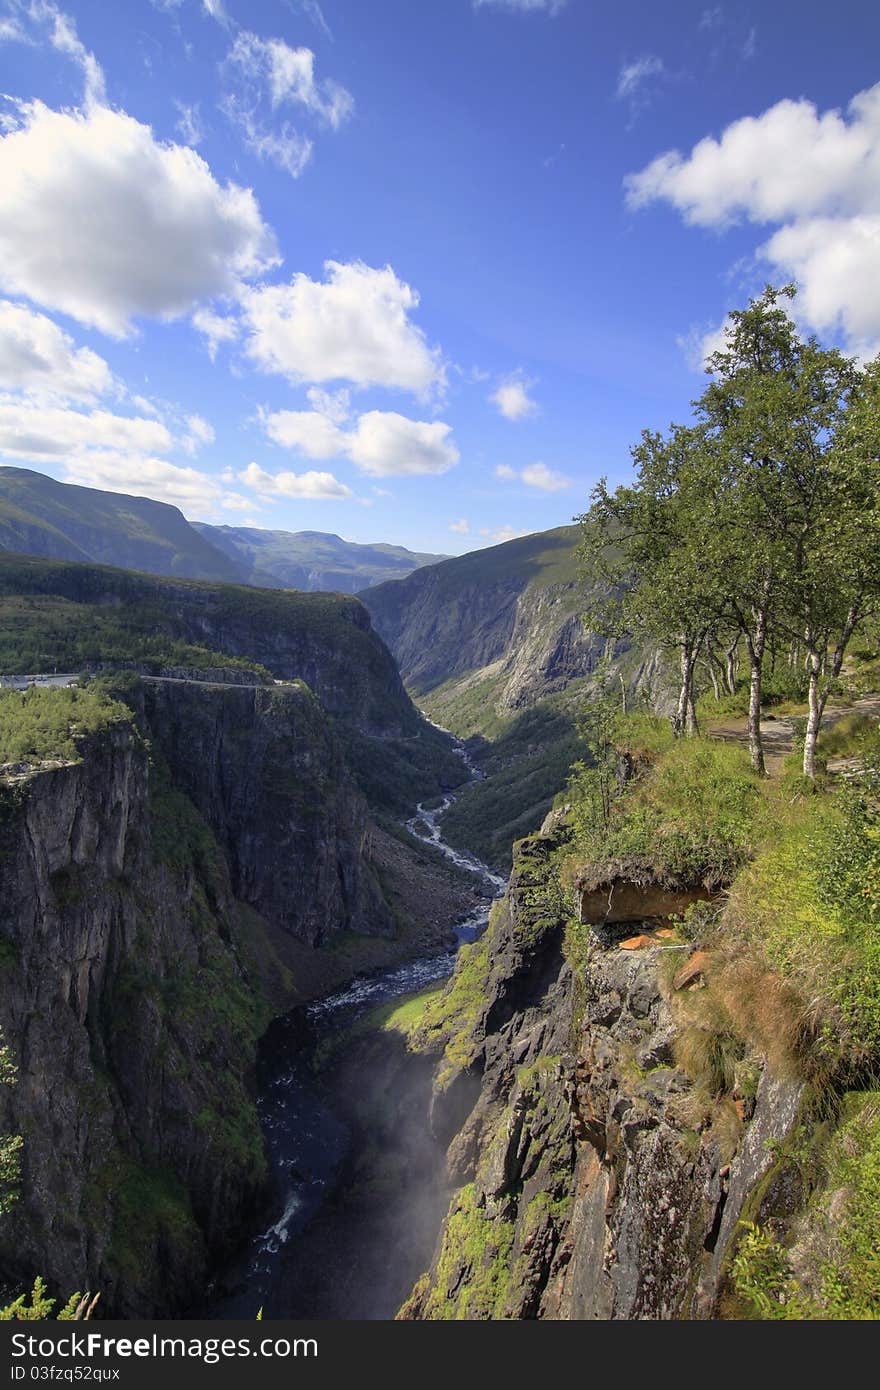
top-left (204, 732), bottom-right (504, 1320)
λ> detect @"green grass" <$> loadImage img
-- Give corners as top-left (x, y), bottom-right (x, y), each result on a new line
top-left (354, 982), bottom-right (445, 1042)
top-left (0, 685), bottom-right (129, 764)
top-left (569, 733), bottom-right (766, 890)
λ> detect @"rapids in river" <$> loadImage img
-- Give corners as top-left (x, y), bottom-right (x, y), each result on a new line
top-left (205, 731), bottom-right (504, 1319)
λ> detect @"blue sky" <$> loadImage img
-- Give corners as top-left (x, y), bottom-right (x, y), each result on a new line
top-left (0, 0), bottom-right (878, 555)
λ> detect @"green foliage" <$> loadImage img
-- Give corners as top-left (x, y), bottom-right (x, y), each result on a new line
top-left (570, 734), bottom-right (764, 889)
top-left (730, 1095), bottom-right (880, 1320)
top-left (727, 789), bottom-right (880, 1067)
top-left (418, 1183), bottom-right (515, 1320)
top-left (730, 1222), bottom-right (805, 1320)
top-left (0, 685), bottom-right (129, 764)
top-left (0, 1030), bottom-right (21, 1217)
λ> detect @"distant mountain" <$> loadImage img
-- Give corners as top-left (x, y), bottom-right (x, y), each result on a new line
top-left (195, 523), bottom-right (448, 594)
top-left (0, 466), bottom-right (240, 582)
top-left (0, 468), bottom-right (448, 593)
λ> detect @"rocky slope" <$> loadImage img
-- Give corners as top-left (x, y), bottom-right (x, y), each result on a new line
top-left (400, 823), bottom-right (806, 1319)
top-left (362, 526), bottom-right (593, 706)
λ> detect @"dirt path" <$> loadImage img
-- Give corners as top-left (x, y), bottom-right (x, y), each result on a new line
top-left (708, 693), bottom-right (880, 777)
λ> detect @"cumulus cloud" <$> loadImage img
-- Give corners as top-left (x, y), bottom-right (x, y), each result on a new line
top-left (263, 408), bottom-right (345, 458)
top-left (192, 307), bottom-right (239, 359)
top-left (238, 460), bottom-right (351, 498)
top-left (449, 518), bottom-right (470, 534)
top-left (490, 374), bottom-right (537, 420)
top-left (0, 299), bottom-right (111, 402)
top-left (347, 411), bottom-right (458, 477)
top-left (61, 451), bottom-right (249, 516)
top-left (495, 461), bottom-right (569, 491)
top-left (0, 101), bottom-right (277, 337)
top-left (625, 82), bottom-right (880, 353)
top-left (262, 404), bottom-right (459, 478)
top-left (0, 398), bottom-right (172, 460)
top-left (243, 260), bottom-right (444, 395)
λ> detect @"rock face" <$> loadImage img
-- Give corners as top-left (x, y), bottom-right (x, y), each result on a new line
top-left (0, 724), bottom-right (267, 1316)
top-left (362, 525), bottom-right (609, 710)
top-left (0, 552), bottom-right (416, 737)
top-left (138, 679), bottom-right (392, 947)
top-left (402, 825), bottom-right (804, 1320)
top-left (577, 879), bottom-right (716, 926)
top-left (0, 667), bottom-right (459, 1315)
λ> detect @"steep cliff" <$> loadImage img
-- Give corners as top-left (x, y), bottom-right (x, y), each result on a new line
top-left (0, 721), bottom-right (269, 1316)
top-left (362, 526), bottom-right (589, 704)
top-left (0, 666), bottom-right (475, 1315)
top-left (400, 823), bottom-right (808, 1320)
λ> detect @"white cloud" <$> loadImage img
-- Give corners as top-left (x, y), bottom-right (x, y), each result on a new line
top-left (262, 405), bottom-right (459, 478)
top-left (175, 101), bottom-right (203, 146)
top-left (221, 97), bottom-right (314, 178)
top-left (699, 6), bottom-right (723, 30)
top-left (2, 2), bottom-right (106, 108)
top-left (495, 461), bottom-right (569, 491)
top-left (522, 461), bottom-right (569, 491)
top-left (239, 460), bottom-right (351, 499)
top-left (301, 1), bottom-right (332, 41)
top-left (202, 0), bottom-right (231, 26)
top-left (762, 216), bottom-right (880, 356)
top-left (0, 398), bottom-right (172, 460)
top-left (61, 451), bottom-right (243, 516)
top-left (490, 374), bottom-right (537, 420)
top-left (676, 318), bottom-right (729, 372)
top-left (192, 307), bottom-right (240, 359)
top-left (263, 408), bottom-right (346, 458)
top-left (616, 55), bottom-right (665, 103)
top-left (347, 412), bottom-right (458, 477)
top-left (474, 1), bottom-right (567, 14)
top-left (306, 386), bottom-right (350, 423)
top-left (0, 101), bottom-right (277, 337)
top-left (243, 260), bottom-right (444, 395)
top-left (221, 30), bottom-right (352, 178)
top-left (0, 299), bottom-right (111, 402)
top-left (228, 32), bottom-right (353, 127)
top-left (449, 518), bottom-right (470, 534)
top-left (625, 84), bottom-right (880, 227)
top-left (625, 82), bottom-right (880, 353)
top-left (478, 524), bottom-right (528, 544)
top-left (182, 413), bottom-right (215, 453)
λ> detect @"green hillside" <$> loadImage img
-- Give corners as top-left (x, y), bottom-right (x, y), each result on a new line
top-left (196, 523), bottom-right (447, 593)
top-left (0, 467), bottom-right (241, 581)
